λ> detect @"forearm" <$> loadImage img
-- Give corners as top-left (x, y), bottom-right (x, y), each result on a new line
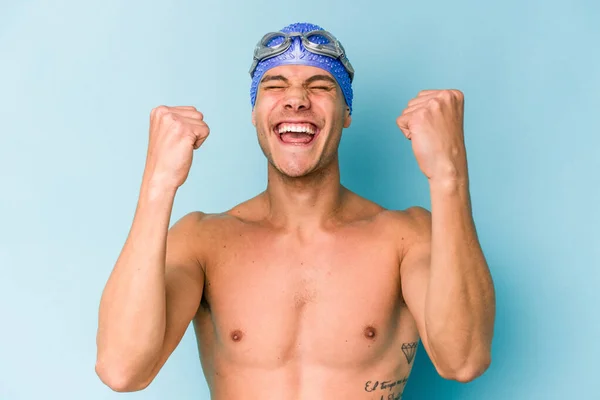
top-left (96, 179), bottom-right (176, 380)
top-left (425, 177), bottom-right (495, 376)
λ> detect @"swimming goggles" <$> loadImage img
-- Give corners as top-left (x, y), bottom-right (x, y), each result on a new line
top-left (248, 30), bottom-right (355, 82)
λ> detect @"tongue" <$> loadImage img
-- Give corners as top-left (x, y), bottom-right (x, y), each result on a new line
top-left (280, 132), bottom-right (313, 144)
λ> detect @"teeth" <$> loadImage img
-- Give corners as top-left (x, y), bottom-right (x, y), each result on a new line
top-left (277, 123), bottom-right (316, 135)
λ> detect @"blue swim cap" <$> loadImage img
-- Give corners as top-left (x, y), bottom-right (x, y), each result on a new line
top-left (250, 22), bottom-right (354, 114)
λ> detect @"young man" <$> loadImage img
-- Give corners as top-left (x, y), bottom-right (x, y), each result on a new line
top-left (95, 22), bottom-right (496, 399)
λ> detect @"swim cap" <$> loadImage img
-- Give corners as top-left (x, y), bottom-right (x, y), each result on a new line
top-left (249, 22), bottom-right (354, 114)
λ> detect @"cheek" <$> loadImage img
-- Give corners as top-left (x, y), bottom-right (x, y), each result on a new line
top-left (254, 98), bottom-right (277, 128)
top-left (318, 95), bottom-right (345, 117)
top-left (255, 114), bottom-right (274, 140)
top-left (252, 106), bottom-right (267, 129)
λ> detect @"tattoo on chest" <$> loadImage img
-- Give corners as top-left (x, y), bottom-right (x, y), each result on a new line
top-left (364, 377), bottom-right (408, 399)
top-left (401, 342), bottom-right (418, 364)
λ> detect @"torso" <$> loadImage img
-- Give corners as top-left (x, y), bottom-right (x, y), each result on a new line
top-left (191, 190), bottom-right (420, 400)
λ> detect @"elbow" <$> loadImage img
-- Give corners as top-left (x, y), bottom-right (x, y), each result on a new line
top-left (436, 352), bottom-right (492, 383)
top-left (95, 358), bottom-right (153, 393)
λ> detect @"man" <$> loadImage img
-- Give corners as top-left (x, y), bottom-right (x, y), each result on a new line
top-left (95, 22), bottom-right (495, 399)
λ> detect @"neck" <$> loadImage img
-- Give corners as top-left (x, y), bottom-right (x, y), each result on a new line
top-left (263, 155), bottom-right (346, 232)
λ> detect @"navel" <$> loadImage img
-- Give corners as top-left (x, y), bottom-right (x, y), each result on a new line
top-left (230, 329), bottom-right (244, 342)
top-left (364, 325), bottom-right (377, 340)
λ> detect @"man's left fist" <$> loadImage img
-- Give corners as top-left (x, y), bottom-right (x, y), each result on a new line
top-left (396, 89), bottom-right (467, 182)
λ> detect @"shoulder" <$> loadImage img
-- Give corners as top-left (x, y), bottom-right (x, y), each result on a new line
top-left (170, 209), bottom-right (246, 238)
top-left (340, 189), bottom-right (430, 234)
top-left (167, 209), bottom-right (248, 272)
top-left (377, 206), bottom-right (431, 234)
top-left (400, 206), bottom-right (431, 236)
top-left (373, 207), bottom-right (432, 260)
top-left (170, 194), bottom-right (266, 241)
top-left (169, 211), bottom-right (221, 237)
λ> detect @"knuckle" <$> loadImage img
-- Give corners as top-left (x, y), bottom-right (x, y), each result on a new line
top-left (178, 105), bottom-right (198, 113)
top-left (152, 105), bottom-right (169, 117)
top-left (415, 108), bottom-right (428, 119)
top-left (170, 116), bottom-right (184, 130)
top-left (199, 125), bottom-right (210, 138)
top-left (428, 97), bottom-right (442, 109)
top-left (438, 91), bottom-right (452, 101)
top-left (165, 111), bottom-right (176, 122)
top-left (451, 89), bottom-right (464, 98)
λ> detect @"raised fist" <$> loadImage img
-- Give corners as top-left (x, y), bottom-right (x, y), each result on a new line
top-left (143, 105), bottom-right (209, 190)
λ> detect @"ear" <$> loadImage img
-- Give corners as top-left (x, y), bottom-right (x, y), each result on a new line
top-left (251, 109), bottom-right (256, 127)
top-left (343, 107), bottom-right (352, 128)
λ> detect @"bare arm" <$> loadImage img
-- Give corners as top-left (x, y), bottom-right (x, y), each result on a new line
top-left (95, 181), bottom-right (205, 392)
top-left (95, 105), bottom-right (209, 391)
top-left (401, 180), bottom-right (495, 382)
top-left (396, 89), bottom-right (496, 382)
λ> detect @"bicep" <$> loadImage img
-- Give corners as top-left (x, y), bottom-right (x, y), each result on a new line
top-left (146, 212), bottom-right (206, 383)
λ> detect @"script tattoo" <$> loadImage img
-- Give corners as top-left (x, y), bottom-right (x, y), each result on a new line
top-left (365, 381), bottom-right (379, 392)
top-left (401, 342), bottom-right (417, 364)
top-left (364, 377), bottom-right (408, 399)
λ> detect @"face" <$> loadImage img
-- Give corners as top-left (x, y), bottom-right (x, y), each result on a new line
top-left (252, 65), bottom-right (352, 178)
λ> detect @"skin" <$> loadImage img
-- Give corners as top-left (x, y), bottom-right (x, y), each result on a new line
top-left (96, 64), bottom-right (495, 399)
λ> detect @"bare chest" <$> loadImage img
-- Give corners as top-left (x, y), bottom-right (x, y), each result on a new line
top-left (196, 227), bottom-right (417, 369)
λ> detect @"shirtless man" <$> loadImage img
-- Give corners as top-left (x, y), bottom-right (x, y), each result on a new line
top-left (95, 22), bottom-right (496, 399)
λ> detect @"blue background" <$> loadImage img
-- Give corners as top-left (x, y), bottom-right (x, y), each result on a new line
top-left (1, 0), bottom-right (598, 399)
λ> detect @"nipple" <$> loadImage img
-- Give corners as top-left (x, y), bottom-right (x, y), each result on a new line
top-left (230, 329), bottom-right (244, 342)
top-left (364, 326), bottom-right (377, 340)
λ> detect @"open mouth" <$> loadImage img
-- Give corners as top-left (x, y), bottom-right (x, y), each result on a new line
top-left (275, 122), bottom-right (319, 145)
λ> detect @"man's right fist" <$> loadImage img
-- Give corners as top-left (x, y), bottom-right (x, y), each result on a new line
top-left (143, 105), bottom-right (209, 190)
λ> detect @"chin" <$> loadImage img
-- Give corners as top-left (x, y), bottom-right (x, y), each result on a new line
top-left (270, 159), bottom-right (318, 178)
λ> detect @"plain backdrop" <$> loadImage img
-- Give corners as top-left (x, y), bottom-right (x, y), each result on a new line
top-left (1, 0), bottom-right (598, 399)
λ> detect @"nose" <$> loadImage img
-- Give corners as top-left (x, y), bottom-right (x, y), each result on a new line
top-left (284, 87), bottom-right (310, 111)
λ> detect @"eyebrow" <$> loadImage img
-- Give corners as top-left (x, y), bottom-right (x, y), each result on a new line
top-left (304, 75), bottom-right (337, 85)
top-left (260, 74), bottom-right (337, 86)
top-left (260, 75), bottom-right (289, 84)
